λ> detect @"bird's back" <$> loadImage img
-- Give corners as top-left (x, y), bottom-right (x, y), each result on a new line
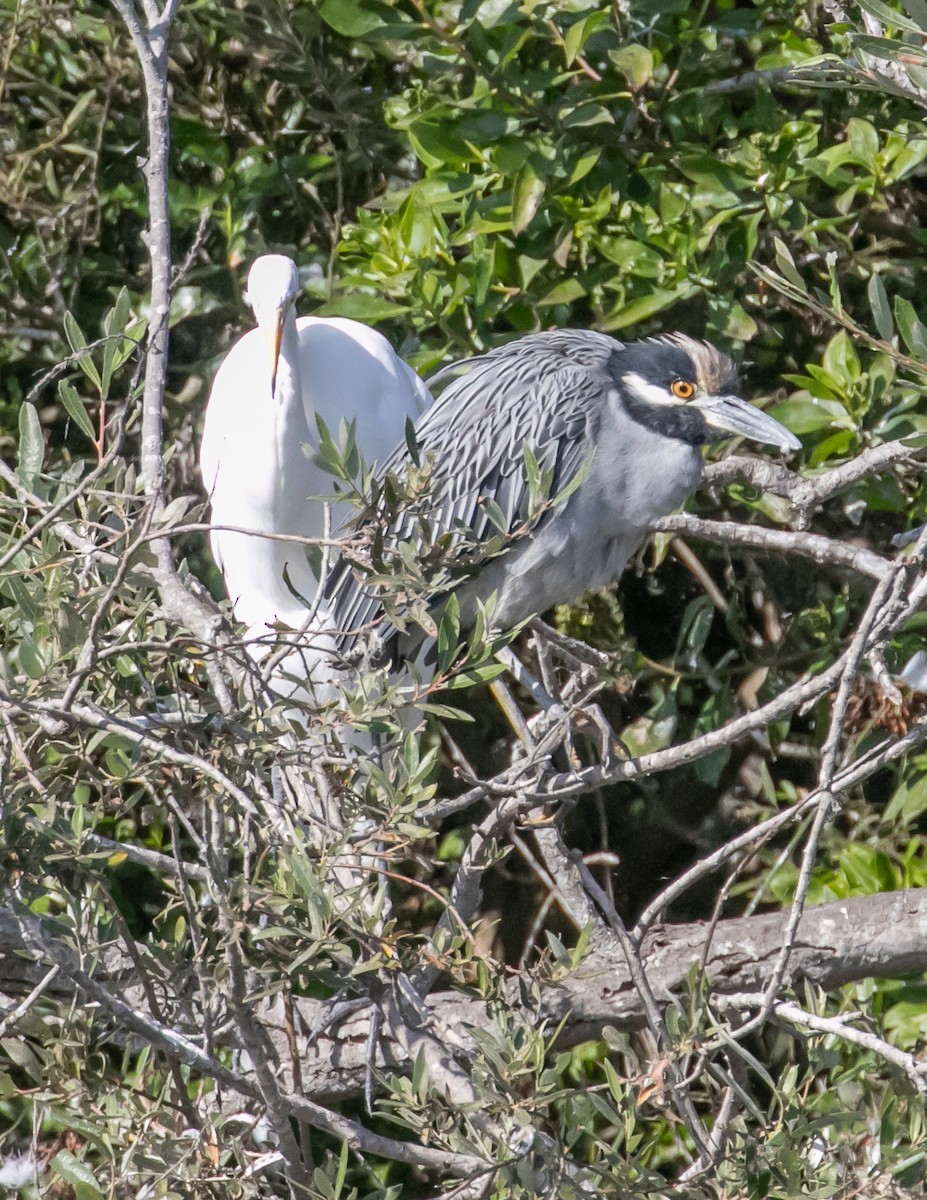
top-left (297, 316), bottom-right (431, 471)
top-left (324, 329), bottom-right (626, 651)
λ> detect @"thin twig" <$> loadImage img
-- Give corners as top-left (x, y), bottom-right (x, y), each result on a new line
top-left (0, 965), bottom-right (60, 1038)
top-left (716, 993), bottom-right (927, 1095)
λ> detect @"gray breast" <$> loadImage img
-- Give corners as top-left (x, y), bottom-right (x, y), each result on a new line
top-left (444, 405), bottom-right (704, 633)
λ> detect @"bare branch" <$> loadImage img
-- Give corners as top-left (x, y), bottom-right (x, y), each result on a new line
top-left (657, 513), bottom-right (890, 581)
top-left (576, 858), bottom-right (711, 1158)
top-left (704, 440), bottom-right (925, 524)
top-left (109, 0), bottom-right (227, 665)
top-left (4, 693), bottom-right (270, 827)
top-left (4, 878), bottom-right (927, 1104)
top-left (701, 61), bottom-right (853, 96)
top-left (255, 887), bottom-right (927, 1098)
top-left (824, 0), bottom-right (927, 109)
top-left (717, 993), bottom-right (927, 1095)
top-left (0, 965), bottom-right (60, 1038)
top-left (108, 0), bottom-right (172, 496)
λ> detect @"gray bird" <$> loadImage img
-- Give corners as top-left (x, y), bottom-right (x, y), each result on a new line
top-left (324, 330), bottom-right (800, 661)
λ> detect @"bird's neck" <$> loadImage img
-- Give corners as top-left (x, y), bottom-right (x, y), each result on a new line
top-left (275, 313), bottom-right (303, 415)
top-left (270, 313), bottom-right (311, 487)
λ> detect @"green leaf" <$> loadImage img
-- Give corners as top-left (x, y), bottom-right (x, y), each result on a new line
top-left (868, 274), bottom-right (894, 342)
top-left (404, 415), bottom-right (421, 468)
top-left (314, 295), bottom-right (410, 321)
top-left (479, 495), bottom-right (508, 534)
top-left (559, 102), bottom-right (614, 129)
top-left (809, 427), bottom-right (856, 466)
top-left (318, 0), bottom-right (383, 37)
top-left (846, 117), bottom-right (880, 167)
top-left (822, 330), bottom-right (861, 388)
top-left (101, 286), bottom-right (131, 399)
top-left (676, 595), bottom-right (714, 663)
top-left (901, 0), bottom-right (927, 29)
top-left (60, 88), bottom-right (99, 138)
top-left (538, 278), bottom-right (587, 307)
top-left (512, 160), bottom-right (545, 235)
top-left (17, 403), bottom-right (44, 487)
top-left (417, 701), bottom-right (472, 721)
top-left (694, 745), bottom-right (730, 786)
top-left (412, 1044), bottom-right (429, 1094)
top-left (891, 136), bottom-right (927, 180)
top-left (17, 635), bottom-right (45, 679)
top-left (563, 16), bottom-right (589, 66)
top-left (51, 1151), bottom-right (103, 1194)
top-left (884, 772), bottom-right (927, 824)
top-left (770, 398), bottom-right (838, 434)
top-left (608, 43), bottom-right (654, 88)
top-left (58, 380), bottom-right (97, 441)
top-left (567, 147), bottom-right (602, 186)
top-left (334, 1139), bottom-right (349, 1196)
top-left (600, 284), bottom-right (695, 331)
top-left (63, 311), bottom-right (102, 389)
top-left (523, 441), bottom-right (543, 511)
top-left (1, 572), bottom-right (39, 623)
top-left (553, 449), bottom-right (595, 506)
top-left (437, 593), bottom-right (461, 673)
top-left (857, 0), bottom-right (926, 34)
top-left (772, 238), bottom-right (807, 291)
top-left (894, 296), bottom-right (927, 360)
top-left (445, 663), bottom-right (507, 688)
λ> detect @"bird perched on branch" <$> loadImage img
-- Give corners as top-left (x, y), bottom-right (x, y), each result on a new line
top-left (323, 330), bottom-right (800, 665)
top-left (199, 254), bottom-right (431, 654)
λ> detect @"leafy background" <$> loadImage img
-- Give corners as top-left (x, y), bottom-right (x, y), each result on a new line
top-left (3, 0), bottom-right (927, 1195)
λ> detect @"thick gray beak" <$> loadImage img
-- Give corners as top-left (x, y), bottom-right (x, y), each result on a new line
top-left (693, 394), bottom-right (801, 453)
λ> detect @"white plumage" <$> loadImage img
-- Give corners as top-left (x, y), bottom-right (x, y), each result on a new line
top-left (199, 254), bottom-right (431, 657)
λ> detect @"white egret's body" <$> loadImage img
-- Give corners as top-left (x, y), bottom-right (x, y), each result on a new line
top-left (199, 256), bottom-right (431, 657)
top-left (200, 314), bottom-right (317, 635)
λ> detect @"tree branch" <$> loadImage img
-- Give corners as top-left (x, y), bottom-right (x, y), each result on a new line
top-left (109, 0), bottom-right (172, 497)
top-left (703, 439), bottom-right (924, 525)
top-left (657, 513), bottom-right (890, 582)
top-left (716, 993), bottom-right (927, 1096)
top-left (269, 887), bottom-right (927, 1098)
top-left (7, 888), bottom-right (925, 1102)
top-left (2, 900), bottom-right (489, 1179)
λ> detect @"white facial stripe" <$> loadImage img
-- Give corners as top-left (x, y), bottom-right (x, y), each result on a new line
top-left (622, 371), bottom-right (686, 408)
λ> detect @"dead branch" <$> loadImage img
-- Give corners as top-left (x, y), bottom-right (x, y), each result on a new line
top-left (3, 889), bottom-right (926, 1102)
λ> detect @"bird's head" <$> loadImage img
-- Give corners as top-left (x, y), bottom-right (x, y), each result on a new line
top-left (245, 255), bottom-right (301, 396)
top-left (618, 334), bottom-right (800, 453)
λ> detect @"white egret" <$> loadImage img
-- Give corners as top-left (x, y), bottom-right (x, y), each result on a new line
top-left (199, 254), bottom-right (431, 656)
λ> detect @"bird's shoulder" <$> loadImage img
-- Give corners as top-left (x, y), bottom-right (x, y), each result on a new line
top-left (295, 315), bottom-right (431, 428)
top-left (426, 328), bottom-right (621, 396)
top-left (399, 331), bottom-right (619, 481)
top-left (295, 315), bottom-right (406, 377)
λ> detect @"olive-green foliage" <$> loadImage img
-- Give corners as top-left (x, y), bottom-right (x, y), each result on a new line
top-left (3, 0), bottom-right (927, 1196)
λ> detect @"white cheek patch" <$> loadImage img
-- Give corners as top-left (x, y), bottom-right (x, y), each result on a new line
top-left (622, 371), bottom-right (685, 408)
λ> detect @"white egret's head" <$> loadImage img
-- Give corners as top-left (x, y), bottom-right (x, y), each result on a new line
top-left (245, 255), bottom-right (301, 396)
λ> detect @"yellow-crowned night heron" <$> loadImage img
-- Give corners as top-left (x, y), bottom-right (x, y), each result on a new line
top-left (324, 330), bottom-right (800, 661)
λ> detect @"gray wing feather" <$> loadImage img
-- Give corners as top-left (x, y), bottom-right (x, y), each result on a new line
top-left (326, 330), bottom-right (620, 648)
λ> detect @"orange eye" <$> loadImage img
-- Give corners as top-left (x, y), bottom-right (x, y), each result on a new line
top-left (671, 379), bottom-right (695, 400)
